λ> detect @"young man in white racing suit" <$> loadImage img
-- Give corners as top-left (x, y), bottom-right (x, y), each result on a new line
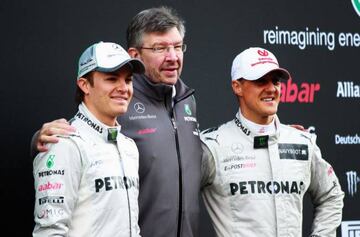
top-left (200, 47), bottom-right (344, 237)
top-left (33, 42), bottom-right (145, 237)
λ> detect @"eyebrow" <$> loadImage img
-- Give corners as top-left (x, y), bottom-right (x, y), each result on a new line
top-left (151, 40), bottom-right (183, 45)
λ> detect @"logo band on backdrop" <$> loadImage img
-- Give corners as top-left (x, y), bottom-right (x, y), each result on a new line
top-left (346, 171), bottom-right (360, 196)
top-left (352, 0), bottom-right (360, 17)
top-left (341, 220), bottom-right (360, 237)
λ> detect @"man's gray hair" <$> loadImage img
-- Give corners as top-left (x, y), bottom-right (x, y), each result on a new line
top-left (126, 6), bottom-right (185, 48)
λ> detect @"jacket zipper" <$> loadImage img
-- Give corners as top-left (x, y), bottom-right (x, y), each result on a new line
top-left (118, 150), bottom-right (132, 237)
top-left (171, 112), bottom-right (183, 237)
top-left (167, 87), bottom-right (194, 237)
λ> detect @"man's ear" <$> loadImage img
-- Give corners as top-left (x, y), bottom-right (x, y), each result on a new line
top-left (128, 47), bottom-right (140, 58)
top-left (77, 77), bottom-right (90, 95)
top-left (231, 80), bottom-right (243, 96)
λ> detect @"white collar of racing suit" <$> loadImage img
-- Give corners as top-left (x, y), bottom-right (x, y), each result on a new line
top-left (70, 102), bottom-right (122, 142)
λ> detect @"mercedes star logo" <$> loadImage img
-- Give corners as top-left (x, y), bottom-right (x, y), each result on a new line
top-left (231, 143), bottom-right (244, 154)
top-left (134, 102), bottom-right (145, 113)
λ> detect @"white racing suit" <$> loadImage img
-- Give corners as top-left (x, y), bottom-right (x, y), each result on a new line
top-left (200, 112), bottom-right (344, 237)
top-left (33, 103), bottom-right (140, 237)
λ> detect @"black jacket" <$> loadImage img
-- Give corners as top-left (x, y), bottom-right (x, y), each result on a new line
top-left (118, 74), bottom-right (202, 237)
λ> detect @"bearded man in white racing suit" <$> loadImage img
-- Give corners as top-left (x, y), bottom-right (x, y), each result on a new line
top-left (200, 47), bottom-right (344, 237)
top-left (33, 42), bottom-right (145, 237)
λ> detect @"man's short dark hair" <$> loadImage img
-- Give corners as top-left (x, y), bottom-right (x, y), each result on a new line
top-left (75, 72), bottom-right (94, 105)
top-left (126, 6), bottom-right (185, 48)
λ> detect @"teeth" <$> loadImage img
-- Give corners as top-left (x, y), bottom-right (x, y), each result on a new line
top-left (262, 98), bottom-right (273, 102)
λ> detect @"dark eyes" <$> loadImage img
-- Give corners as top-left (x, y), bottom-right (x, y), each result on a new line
top-left (125, 77), bottom-right (133, 83)
top-left (255, 78), bottom-right (280, 85)
top-left (141, 44), bottom-right (187, 53)
top-left (105, 76), bottom-right (132, 83)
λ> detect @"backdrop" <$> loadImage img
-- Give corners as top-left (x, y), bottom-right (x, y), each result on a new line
top-left (1, 0), bottom-right (359, 236)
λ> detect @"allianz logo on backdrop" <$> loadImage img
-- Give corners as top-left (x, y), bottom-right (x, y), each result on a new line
top-left (341, 220), bottom-right (360, 237)
top-left (336, 81), bottom-right (360, 98)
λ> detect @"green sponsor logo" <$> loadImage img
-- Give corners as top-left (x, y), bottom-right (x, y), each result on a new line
top-left (352, 0), bottom-right (360, 17)
top-left (46, 154), bottom-right (55, 168)
top-left (259, 137), bottom-right (267, 146)
top-left (107, 128), bottom-right (118, 142)
top-left (184, 104), bottom-right (192, 116)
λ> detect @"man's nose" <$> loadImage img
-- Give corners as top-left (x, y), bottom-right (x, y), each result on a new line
top-left (116, 79), bottom-right (128, 92)
top-left (265, 80), bottom-right (277, 91)
top-left (164, 46), bottom-right (178, 60)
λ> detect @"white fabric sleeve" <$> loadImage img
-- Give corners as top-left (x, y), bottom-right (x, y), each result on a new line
top-left (308, 135), bottom-right (344, 237)
top-left (32, 137), bottom-right (82, 237)
top-left (200, 141), bottom-right (216, 188)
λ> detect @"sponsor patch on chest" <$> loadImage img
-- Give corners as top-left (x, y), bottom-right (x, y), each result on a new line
top-left (278, 144), bottom-right (308, 160)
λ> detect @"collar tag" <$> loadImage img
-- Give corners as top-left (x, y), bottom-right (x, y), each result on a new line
top-left (254, 135), bottom-right (269, 149)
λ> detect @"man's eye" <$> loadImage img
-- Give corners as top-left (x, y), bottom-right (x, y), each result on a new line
top-left (273, 79), bottom-right (280, 85)
top-left (153, 46), bottom-right (166, 52)
top-left (126, 77), bottom-right (133, 83)
top-left (256, 79), bottom-right (267, 84)
top-left (174, 45), bottom-right (182, 51)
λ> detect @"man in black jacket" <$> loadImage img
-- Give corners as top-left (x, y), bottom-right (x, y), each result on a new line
top-left (31, 6), bottom-right (202, 237)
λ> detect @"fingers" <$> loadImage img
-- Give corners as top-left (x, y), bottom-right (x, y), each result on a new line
top-left (37, 143), bottom-right (49, 153)
top-left (45, 125), bottom-right (74, 136)
top-left (37, 118), bottom-right (76, 147)
top-left (36, 133), bottom-right (60, 152)
top-left (290, 124), bottom-right (306, 131)
top-left (40, 119), bottom-right (76, 136)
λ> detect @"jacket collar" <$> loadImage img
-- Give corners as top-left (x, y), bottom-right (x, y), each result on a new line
top-left (133, 73), bottom-right (195, 103)
top-left (71, 103), bottom-right (121, 142)
top-left (235, 111), bottom-right (281, 145)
